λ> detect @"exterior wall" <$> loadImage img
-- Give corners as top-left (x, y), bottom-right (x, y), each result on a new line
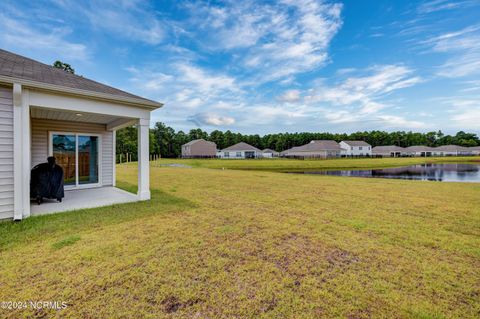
top-left (284, 150), bottom-right (340, 158)
top-left (262, 152), bottom-right (273, 158)
top-left (182, 140), bottom-right (217, 157)
top-left (218, 150), bottom-right (260, 159)
top-left (340, 142), bottom-right (372, 156)
top-left (0, 85), bottom-right (14, 219)
top-left (31, 118), bottom-right (114, 186)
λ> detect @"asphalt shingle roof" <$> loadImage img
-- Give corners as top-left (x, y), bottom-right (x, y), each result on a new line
top-left (0, 49), bottom-right (161, 107)
top-left (287, 140), bottom-right (342, 152)
top-left (222, 142), bottom-right (261, 152)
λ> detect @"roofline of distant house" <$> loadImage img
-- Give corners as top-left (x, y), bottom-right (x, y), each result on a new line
top-left (0, 75), bottom-right (163, 109)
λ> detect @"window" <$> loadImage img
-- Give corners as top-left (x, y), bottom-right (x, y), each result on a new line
top-left (359, 146), bottom-right (363, 150)
top-left (50, 132), bottom-right (100, 188)
top-left (224, 152), bottom-right (230, 158)
top-left (236, 152), bottom-right (242, 157)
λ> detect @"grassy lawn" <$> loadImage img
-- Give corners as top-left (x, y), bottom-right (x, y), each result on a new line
top-left (154, 156), bottom-right (480, 172)
top-left (0, 158), bottom-right (479, 318)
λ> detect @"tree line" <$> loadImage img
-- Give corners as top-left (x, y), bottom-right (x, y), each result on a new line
top-left (116, 122), bottom-right (480, 159)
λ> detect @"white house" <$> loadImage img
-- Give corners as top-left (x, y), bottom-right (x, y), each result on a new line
top-left (404, 146), bottom-right (435, 157)
top-left (0, 49), bottom-right (162, 220)
top-left (218, 142), bottom-right (262, 159)
top-left (470, 146), bottom-right (480, 155)
top-left (339, 141), bottom-right (372, 156)
top-left (262, 148), bottom-right (279, 158)
top-left (433, 145), bottom-right (472, 156)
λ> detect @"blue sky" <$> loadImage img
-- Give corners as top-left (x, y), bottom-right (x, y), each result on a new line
top-left (1, 0), bottom-right (479, 134)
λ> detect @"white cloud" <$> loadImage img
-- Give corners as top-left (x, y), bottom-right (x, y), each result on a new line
top-left (0, 13), bottom-right (88, 61)
top-left (376, 115), bottom-right (426, 128)
top-left (278, 90), bottom-right (301, 103)
top-left (306, 65), bottom-right (422, 111)
top-left (50, 0), bottom-right (165, 44)
top-left (175, 63), bottom-right (238, 94)
top-left (417, 0), bottom-right (476, 14)
top-left (189, 113), bottom-right (236, 126)
top-left (451, 107), bottom-right (480, 129)
top-left (422, 24), bottom-right (480, 78)
top-left (185, 0), bottom-right (343, 83)
top-left (440, 98), bottom-right (480, 130)
top-left (301, 65), bottom-right (425, 127)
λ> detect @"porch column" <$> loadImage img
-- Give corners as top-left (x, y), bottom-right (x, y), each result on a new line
top-left (137, 118), bottom-right (150, 200)
top-left (12, 84), bottom-right (31, 220)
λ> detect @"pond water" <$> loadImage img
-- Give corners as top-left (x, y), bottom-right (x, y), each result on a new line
top-left (290, 163), bottom-right (480, 183)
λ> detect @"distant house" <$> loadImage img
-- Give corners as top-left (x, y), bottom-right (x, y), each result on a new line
top-left (283, 140), bottom-right (342, 158)
top-left (433, 145), bottom-right (472, 156)
top-left (372, 146), bottom-right (405, 157)
top-left (262, 148), bottom-right (279, 158)
top-left (339, 141), bottom-right (372, 156)
top-left (181, 139), bottom-right (217, 158)
top-left (218, 142), bottom-right (262, 159)
top-left (404, 146), bottom-right (435, 157)
top-left (469, 146), bottom-right (480, 155)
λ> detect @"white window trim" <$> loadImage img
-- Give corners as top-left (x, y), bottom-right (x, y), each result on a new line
top-left (48, 131), bottom-right (103, 190)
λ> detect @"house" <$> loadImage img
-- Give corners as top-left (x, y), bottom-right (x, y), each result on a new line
top-left (433, 145), bottom-right (472, 156)
top-left (283, 140), bottom-right (342, 158)
top-left (372, 146), bottom-right (405, 157)
top-left (181, 139), bottom-right (217, 158)
top-left (218, 142), bottom-right (261, 159)
top-left (339, 141), bottom-right (372, 156)
top-left (404, 146), bottom-right (435, 157)
top-left (262, 148), bottom-right (279, 158)
top-left (0, 49), bottom-right (162, 220)
top-left (469, 146), bottom-right (480, 155)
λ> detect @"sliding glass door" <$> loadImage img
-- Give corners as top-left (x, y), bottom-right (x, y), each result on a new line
top-left (51, 133), bottom-right (100, 188)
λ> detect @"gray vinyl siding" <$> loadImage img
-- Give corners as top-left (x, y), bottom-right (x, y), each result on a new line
top-left (31, 119), bottom-right (114, 186)
top-left (0, 85), bottom-right (14, 220)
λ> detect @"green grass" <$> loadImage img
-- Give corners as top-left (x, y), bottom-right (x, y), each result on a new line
top-left (152, 156), bottom-right (480, 172)
top-left (51, 235), bottom-right (81, 250)
top-left (0, 158), bottom-right (479, 318)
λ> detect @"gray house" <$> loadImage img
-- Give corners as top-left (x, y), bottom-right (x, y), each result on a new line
top-left (470, 146), bottom-right (480, 155)
top-left (404, 146), bottom-right (435, 157)
top-left (372, 146), bottom-right (405, 157)
top-left (433, 145), bottom-right (472, 156)
top-left (283, 140), bottom-right (342, 158)
top-left (181, 139), bottom-right (217, 158)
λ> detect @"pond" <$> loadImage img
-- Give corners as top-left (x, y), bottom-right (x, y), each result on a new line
top-left (289, 163), bottom-right (480, 183)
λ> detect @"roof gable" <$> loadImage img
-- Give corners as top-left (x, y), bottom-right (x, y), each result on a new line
top-left (222, 142), bottom-right (261, 152)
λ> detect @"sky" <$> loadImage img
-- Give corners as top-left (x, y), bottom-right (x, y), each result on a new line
top-left (1, 0), bottom-right (479, 135)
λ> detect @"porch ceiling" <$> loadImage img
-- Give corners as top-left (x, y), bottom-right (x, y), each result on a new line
top-left (30, 106), bottom-right (124, 124)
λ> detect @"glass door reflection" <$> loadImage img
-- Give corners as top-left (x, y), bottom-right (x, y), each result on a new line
top-left (78, 136), bottom-right (99, 185)
top-left (52, 134), bottom-right (76, 186)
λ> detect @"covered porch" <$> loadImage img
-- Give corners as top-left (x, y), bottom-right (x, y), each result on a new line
top-left (13, 85), bottom-right (153, 219)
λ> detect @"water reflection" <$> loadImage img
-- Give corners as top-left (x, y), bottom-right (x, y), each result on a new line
top-left (291, 164), bottom-right (480, 182)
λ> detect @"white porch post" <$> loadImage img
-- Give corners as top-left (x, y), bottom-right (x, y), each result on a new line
top-left (112, 130), bottom-right (116, 187)
top-left (137, 118), bottom-right (150, 200)
top-left (12, 84), bottom-right (31, 220)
